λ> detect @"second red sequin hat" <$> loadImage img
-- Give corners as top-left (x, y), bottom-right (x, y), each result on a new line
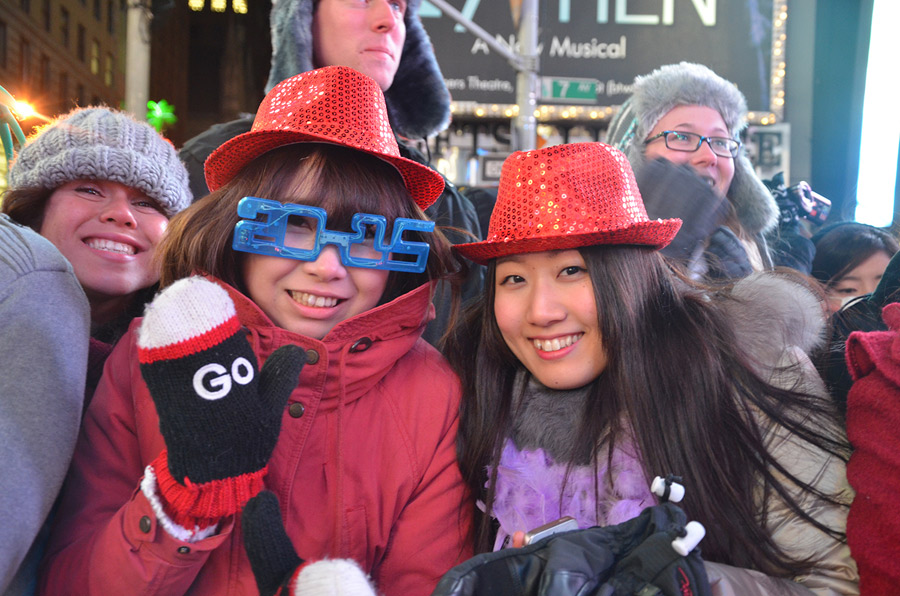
top-left (204, 66), bottom-right (445, 209)
top-left (454, 143), bottom-right (682, 265)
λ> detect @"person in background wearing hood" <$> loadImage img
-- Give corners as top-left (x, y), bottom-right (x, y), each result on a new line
top-left (179, 0), bottom-right (483, 346)
top-left (607, 62), bottom-right (813, 280)
top-left (2, 107), bottom-right (193, 401)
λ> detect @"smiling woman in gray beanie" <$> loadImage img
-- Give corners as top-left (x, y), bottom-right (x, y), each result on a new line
top-left (607, 62), bottom-right (793, 280)
top-left (1, 106), bottom-right (192, 399)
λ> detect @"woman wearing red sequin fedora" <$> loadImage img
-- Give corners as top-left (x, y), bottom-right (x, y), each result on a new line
top-left (39, 66), bottom-right (472, 596)
top-left (444, 143), bottom-right (858, 594)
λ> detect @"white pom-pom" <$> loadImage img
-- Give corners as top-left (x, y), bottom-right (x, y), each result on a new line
top-left (292, 559), bottom-right (376, 596)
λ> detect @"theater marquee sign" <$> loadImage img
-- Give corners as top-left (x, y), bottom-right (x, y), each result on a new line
top-left (419, 0), bottom-right (786, 124)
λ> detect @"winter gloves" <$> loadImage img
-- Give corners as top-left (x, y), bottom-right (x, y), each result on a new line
top-left (431, 502), bottom-right (710, 596)
top-left (634, 158), bottom-right (729, 275)
top-left (137, 276), bottom-right (306, 531)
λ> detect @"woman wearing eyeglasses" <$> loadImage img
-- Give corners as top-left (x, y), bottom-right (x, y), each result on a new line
top-left (608, 62), bottom-right (804, 280)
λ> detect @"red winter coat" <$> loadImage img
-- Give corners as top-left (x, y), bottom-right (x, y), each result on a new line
top-left (39, 278), bottom-right (472, 596)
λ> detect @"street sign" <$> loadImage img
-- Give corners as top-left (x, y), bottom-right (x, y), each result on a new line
top-left (540, 77), bottom-right (599, 103)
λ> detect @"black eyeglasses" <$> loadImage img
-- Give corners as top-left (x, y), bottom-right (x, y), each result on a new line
top-left (644, 130), bottom-right (742, 158)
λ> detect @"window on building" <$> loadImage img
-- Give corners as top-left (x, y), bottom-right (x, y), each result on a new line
top-left (40, 54), bottom-right (51, 92)
top-left (94, 0), bottom-right (101, 20)
top-left (20, 0), bottom-right (31, 14)
top-left (42, 0), bottom-right (51, 31)
top-left (107, 0), bottom-right (115, 34)
top-left (90, 39), bottom-right (100, 75)
top-left (104, 53), bottom-right (113, 86)
top-left (0, 21), bottom-right (6, 70)
top-left (59, 72), bottom-right (68, 106)
top-left (77, 24), bottom-right (85, 62)
top-left (19, 40), bottom-right (31, 85)
top-left (60, 7), bottom-right (69, 47)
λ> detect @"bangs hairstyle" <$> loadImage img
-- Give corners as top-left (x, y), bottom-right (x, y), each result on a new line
top-left (157, 143), bottom-right (459, 304)
top-left (811, 222), bottom-right (900, 288)
top-left (448, 245), bottom-right (849, 574)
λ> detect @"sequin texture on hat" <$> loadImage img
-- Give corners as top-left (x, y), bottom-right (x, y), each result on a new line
top-left (204, 66), bottom-right (444, 210)
top-left (454, 143), bottom-right (682, 265)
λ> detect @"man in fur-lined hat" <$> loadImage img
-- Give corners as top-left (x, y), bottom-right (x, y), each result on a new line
top-left (179, 0), bottom-right (482, 345)
top-left (607, 62), bottom-right (813, 280)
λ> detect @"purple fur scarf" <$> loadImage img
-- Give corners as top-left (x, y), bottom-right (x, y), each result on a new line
top-left (486, 437), bottom-right (655, 551)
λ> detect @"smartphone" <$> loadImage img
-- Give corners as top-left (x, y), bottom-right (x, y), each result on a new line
top-left (522, 516), bottom-right (579, 545)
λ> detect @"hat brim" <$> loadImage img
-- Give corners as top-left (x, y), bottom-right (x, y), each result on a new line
top-left (453, 219), bottom-right (682, 265)
top-left (204, 129), bottom-right (444, 210)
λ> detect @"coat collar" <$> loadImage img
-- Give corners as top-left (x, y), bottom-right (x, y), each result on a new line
top-left (206, 276), bottom-right (439, 409)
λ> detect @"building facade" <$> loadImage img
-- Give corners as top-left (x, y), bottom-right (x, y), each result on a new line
top-left (0, 0), bottom-right (126, 125)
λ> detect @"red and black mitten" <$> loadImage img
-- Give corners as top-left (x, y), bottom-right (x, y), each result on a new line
top-left (242, 491), bottom-right (376, 596)
top-left (137, 276), bottom-right (305, 531)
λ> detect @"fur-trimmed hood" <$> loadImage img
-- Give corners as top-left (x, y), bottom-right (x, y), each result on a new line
top-left (726, 271), bottom-right (827, 377)
top-left (607, 62), bottom-right (778, 237)
top-left (267, 0), bottom-right (451, 139)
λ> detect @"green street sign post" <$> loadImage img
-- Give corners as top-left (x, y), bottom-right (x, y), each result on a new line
top-left (540, 77), bottom-right (599, 103)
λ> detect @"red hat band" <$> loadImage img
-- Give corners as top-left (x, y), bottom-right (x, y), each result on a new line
top-left (204, 66), bottom-right (444, 209)
top-left (454, 143), bottom-right (682, 265)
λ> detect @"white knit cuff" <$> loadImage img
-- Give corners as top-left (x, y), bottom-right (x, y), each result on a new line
top-left (141, 465), bottom-right (219, 543)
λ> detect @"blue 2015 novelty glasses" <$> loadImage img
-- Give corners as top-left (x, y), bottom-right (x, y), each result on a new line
top-left (232, 197), bottom-right (435, 273)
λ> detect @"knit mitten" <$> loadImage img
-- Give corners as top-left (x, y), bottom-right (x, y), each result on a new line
top-left (137, 276), bottom-right (306, 529)
top-left (635, 158), bottom-right (727, 269)
top-left (242, 491), bottom-right (376, 596)
top-left (705, 226), bottom-right (754, 280)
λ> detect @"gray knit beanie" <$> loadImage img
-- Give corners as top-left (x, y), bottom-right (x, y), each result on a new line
top-left (8, 107), bottom-right (192, 216)
top-left (607, 62), bottom-right (777, 236)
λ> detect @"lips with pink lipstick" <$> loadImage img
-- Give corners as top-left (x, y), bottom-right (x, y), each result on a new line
top-left (85, 237), bottom-right (138, 256)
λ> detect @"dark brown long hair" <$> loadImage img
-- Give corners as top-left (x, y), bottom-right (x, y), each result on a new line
top-left (157, 143), bottom-right (463, 309)
top-left (1, 186), bottom-right (53, 230)
top-left (445, 244), bottom-right (849, 576)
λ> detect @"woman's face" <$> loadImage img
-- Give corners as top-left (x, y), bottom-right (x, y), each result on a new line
top-left (242, 236), bottom-right (389, 340)
top-left (643, 105), bottom-right (736, 198)
top-left (826, 250), bottom-right (893, 312)
top-left (493, 249), bottom-right (607, 390)
top-left (39, 179), bottom-right (169, 304)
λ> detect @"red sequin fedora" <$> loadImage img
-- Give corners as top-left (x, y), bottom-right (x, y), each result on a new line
top-left (204, 66), bottom-right (444, 209)
top-left (454, 143), bottom-right (682, 265)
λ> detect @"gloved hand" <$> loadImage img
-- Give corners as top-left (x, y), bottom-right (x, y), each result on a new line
top-left (705, 226), bottom-right (754, 280)
top-left (432, 503), bottom-right (711, 596)
top-left (137, 276), bottom-right (306, 528)
top-left (242, 491), bottom-right (376, 596)
top-left (635, 158), bottom-right (728, 269)
top-left (599, 523), bottom-right (709, 596)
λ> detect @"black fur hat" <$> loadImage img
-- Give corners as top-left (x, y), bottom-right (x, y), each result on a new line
top-left (267, 0), bottom-right (451, 140)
